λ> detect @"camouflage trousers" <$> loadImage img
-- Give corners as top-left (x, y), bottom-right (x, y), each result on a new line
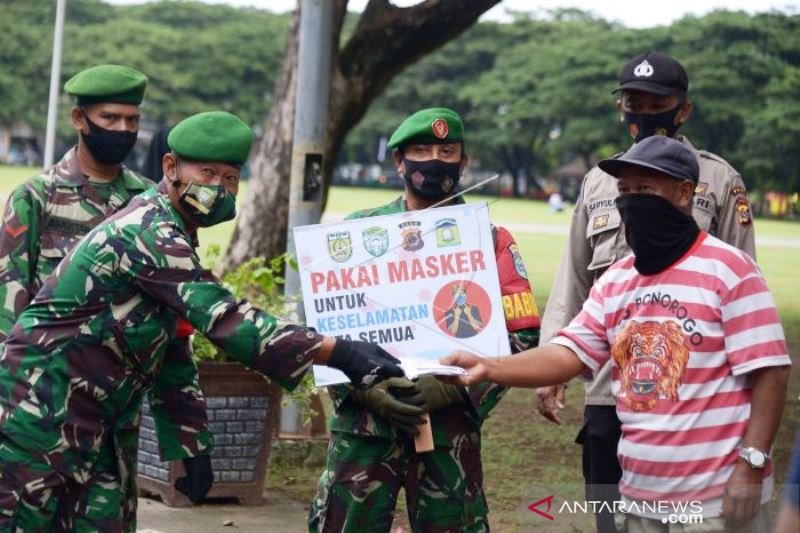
top-left (0, 431), bottom-right (137, 532)
top-left (308, 431), bottom-right (489, 533)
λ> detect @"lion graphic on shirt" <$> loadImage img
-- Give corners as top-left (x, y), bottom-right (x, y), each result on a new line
top-left (611, 320), bottom-right (690, 412)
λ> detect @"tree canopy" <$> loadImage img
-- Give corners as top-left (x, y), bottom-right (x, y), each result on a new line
top-left (0, 0), bottom-right (288, 136)
top-left (0, 0), bottom-right (797, 192)
top-left (343, 8), bottom-right (800, 193)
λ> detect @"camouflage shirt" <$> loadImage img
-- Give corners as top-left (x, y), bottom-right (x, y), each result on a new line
top-left (329, 195), bottom-right (540, 447)
top-left (0, 147), bottom-right (152, 341)
top-left (0, 184), bottom-right (324, 478)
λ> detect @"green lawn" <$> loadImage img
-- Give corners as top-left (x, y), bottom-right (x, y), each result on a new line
top-left (2, 167), bottom-right (798, 529)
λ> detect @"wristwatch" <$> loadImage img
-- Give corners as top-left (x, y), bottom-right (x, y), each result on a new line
top-left (738, 446), bottom-right (769, 469)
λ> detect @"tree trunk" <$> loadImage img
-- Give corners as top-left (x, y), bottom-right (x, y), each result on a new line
top-left (221, 9), bottom-right (300, 271)
top-left (223, 0), bottom-right (500, 271)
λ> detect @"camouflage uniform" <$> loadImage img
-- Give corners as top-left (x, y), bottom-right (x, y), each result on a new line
top-left (309, 196), bottom-right (541, 533)
top-left (0, 147), bottom-right (152, 337)
top-left (0, 148), bottom-right (204, 530)
top-left (0, 183), bottom-right (324, 531)
top-left (539, 136), bottom-right (756, 533)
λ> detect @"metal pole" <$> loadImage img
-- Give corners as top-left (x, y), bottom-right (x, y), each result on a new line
top-left (44, 0), bottom-right (67, 169)
top-left (281, 0), bottom-right (333, 435)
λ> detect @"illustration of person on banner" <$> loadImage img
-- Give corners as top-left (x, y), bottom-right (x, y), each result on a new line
top-left (445, 282), bottom-right (484, 338)
top-left (308, 107), bottom-right (541, 532)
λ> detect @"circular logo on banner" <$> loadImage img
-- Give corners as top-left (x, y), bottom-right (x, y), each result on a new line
top-left (432, 280), bottom-right (491, 339)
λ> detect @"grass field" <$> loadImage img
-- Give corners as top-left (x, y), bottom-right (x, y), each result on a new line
top-left (2, 167), bottom-right (798, 529)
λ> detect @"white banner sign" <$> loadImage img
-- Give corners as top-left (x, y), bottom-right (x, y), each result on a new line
top-left (294, 202), bottom-right (511, 386)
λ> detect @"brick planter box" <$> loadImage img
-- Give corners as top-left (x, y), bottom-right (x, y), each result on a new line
top-left (137, 361), bottom-right (282, 506)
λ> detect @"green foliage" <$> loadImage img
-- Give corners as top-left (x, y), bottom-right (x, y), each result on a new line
top-left (0, 0), bottom-right (287, 136)
top-left (341, 8), bottom-right (800, 194)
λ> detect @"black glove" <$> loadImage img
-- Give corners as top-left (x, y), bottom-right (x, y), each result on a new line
top-left (350, 377), bottom-right (426, 435)
top-left (328, 339), bottom-right (404, 389)
top-left (175, 454), bottom-right (213, 504)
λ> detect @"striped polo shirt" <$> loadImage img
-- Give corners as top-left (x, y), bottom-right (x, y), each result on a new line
top-left (553, 231), bottom-right (791, 518)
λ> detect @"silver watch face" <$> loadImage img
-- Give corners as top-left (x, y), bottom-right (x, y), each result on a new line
top-left (749, 450), bottom-right (766, 467)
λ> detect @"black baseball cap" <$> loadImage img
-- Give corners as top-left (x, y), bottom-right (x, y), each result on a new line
top-left (598, 136), bottom-right (699, 184)
top-left (613, 51), bottom-right (689, 96)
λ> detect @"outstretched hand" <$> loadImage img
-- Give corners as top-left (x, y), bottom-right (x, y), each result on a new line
top-left (438, 350), bottom-right (489, 386)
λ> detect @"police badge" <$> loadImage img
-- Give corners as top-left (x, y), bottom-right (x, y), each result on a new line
top-left (362, 226), bottom-right (389, 257)
top-left (399, 220), bottom-right (424, 251)
top-left (327, 231), bottom-right (353, 262)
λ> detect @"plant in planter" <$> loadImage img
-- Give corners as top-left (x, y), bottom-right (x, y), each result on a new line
top-left (137, 246), bottom-right (320, 506)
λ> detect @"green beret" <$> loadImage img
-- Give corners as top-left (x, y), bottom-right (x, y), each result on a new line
top-left (64, 64), bottom-right (147, 105)
top-left (168, 111), bottom-right (253, 165)
top-left (387, 107), bottom-right (465, 149)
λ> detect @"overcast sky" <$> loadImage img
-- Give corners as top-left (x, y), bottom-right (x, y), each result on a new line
top-left (106, 0), bottom-right (798, 28)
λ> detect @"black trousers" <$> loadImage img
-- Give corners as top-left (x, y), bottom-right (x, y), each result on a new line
top-left (576, 405), bottom-right (622, 533)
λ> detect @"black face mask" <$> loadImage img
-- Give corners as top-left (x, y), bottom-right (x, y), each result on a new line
top-left (623, 106), bottom-right (682, 143)
top-left (402, 158), bottom-right (461, 201)
top-left (615, 194), bottom-right (699, 275)
top-left (80, 113), bottom-right (138, 165)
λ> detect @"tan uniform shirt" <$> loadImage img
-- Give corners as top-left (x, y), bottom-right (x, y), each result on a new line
top-left (540, 136), bottom-right (756, 405)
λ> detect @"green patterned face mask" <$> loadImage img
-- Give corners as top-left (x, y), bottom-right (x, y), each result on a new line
top-left (178, 182), bottom-right (236, 227)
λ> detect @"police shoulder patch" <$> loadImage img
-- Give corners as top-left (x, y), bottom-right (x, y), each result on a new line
top-left (736, 198), bottom-right (752, 226)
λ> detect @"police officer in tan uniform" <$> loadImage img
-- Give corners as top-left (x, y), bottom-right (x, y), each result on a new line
top-left (536, 50), bottom-right (756, 533)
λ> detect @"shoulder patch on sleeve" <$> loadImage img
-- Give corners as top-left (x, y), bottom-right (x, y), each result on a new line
top-left (509, 243), bottom-right (528, 279)
top-left (736, 198), bottom-right (752, 225)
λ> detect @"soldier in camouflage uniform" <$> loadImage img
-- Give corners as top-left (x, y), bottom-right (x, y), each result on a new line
top-left (0, 64), bottom-right (152, 341)
top-left (309, 108), bottom-right (541, 532)
top-left (535, 51), bottom-right (757, 533)
top-left (0, 64), bottom-right (216, 530)
top-left (0, 111), bottom-right (403, 532)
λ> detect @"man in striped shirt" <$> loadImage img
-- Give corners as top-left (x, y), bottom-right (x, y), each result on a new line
top-left (442, 136), bottom-right (791, 532)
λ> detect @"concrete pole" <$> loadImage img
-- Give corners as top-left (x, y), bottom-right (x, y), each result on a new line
top-left (281, 0), bottom-right (334, 435)
top-left (44, 0), bottom-right (67, 169)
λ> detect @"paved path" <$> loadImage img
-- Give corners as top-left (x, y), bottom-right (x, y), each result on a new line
top-left (136, 492), bottom-right (308, 533)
